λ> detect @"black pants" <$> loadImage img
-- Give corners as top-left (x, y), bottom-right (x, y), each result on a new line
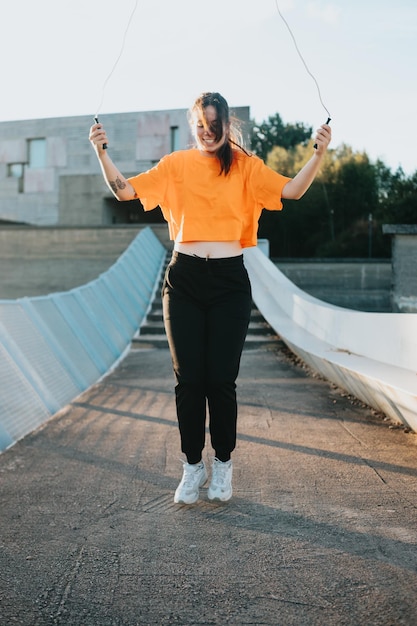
top-left (162, 251), bottom-right (252, 464)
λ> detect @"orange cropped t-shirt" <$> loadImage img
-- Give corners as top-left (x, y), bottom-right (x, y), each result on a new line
top-left (127, 148), bottom-right (291, 248)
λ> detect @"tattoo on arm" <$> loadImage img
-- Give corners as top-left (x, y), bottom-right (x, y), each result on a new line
top-left (109, 176), bottom-right (127, 193)
top-left (109, 176), bottom-right (137, 199)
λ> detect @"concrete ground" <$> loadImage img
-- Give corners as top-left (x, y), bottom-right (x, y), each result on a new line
top-left (1, 337), bottom-right (417, 625)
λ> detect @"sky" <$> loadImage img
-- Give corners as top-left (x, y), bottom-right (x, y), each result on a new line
top-left (1, 0), bottom-right (416, 174)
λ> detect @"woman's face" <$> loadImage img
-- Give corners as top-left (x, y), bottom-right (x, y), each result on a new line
top-left (193, 105), bottom-right (228, 156)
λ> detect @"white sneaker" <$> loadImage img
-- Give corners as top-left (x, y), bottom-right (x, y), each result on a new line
top-left (174, 461), bottom-right (208, 504)
top-left (207, 458), bottom-right (233, 502)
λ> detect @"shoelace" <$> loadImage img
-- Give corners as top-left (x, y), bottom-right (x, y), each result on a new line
top-left (181, 462), bottom-right (203, 488)
top-left (212, 459), bottom-right (230, 486)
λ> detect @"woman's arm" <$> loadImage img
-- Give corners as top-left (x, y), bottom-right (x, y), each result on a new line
top-left (89, 122), bottom-right (137, 201)
top-left (282, 123), bottom-right (331, 200)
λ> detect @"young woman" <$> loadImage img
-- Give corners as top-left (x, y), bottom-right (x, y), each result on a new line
top-left (89, 92), bottom-right (331, 504)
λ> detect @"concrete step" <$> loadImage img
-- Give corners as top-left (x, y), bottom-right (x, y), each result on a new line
top-left (134, 303), bottom-right (280, 350)
top-left (132, 332), bottom-right (281, 351)
top-left (137, 261), bottom-right (280, 350)
top-left (147, 307), bottom-right (265, 322)
top-left (139, 319), bottom-right (275, 337)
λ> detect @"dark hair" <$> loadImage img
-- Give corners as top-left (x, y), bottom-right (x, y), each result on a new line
top-left (189, 92), bottom-right (249, 175)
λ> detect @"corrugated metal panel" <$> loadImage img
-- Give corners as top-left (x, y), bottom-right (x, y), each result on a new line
top-left (0, 227), bottom-right (166, 452)
top-left (0, 343), bottom-right (51, 449)
top-left (0, 307), bottom-right (81, 411)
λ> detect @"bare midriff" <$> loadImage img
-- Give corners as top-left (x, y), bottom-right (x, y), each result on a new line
top-left (174, 240), bottom-right (243, 258)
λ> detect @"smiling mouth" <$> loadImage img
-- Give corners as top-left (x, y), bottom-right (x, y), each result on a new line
top-left (202, 138), bottom-right (216, 146)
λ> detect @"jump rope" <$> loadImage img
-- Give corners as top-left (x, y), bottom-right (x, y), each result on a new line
top-left (94, 0), bottom-right (331, 151)
top-left (273, 0), bottom-right (331, 148)
top-left (94, 0), bottom-right (140, 148)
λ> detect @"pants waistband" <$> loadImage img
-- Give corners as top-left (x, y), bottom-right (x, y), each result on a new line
top-left (171, 251), bottom-right (244, 267)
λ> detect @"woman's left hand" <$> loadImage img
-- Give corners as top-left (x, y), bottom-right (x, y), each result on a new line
top-left (282, 122), bottom-right (332, 199)
top-left (313, 122), bottom-right (332, 154)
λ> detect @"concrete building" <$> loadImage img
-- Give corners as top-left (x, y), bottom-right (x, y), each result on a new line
top-left (0, 107), bottom-right (250, 227)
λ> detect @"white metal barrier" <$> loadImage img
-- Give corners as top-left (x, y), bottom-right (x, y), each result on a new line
top-left (0, 227), bottom-right (166, 452)
top-left (244, 246), bottom-right (417, 433)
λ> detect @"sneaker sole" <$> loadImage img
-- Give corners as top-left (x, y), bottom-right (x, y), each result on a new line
top-left (207, 491), bottom-right (232, 502)
top-left (174, 496), bottom-right (199, 504)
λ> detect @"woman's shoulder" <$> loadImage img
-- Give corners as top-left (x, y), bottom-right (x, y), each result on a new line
top-left (232, 149), bottom-right (264, 171)
top-left (168, 148), bottom-right (198, 160)
top-left (160, 148), bottom-right (200, 167)
top-left (153, 149), bottom-right (192, 173)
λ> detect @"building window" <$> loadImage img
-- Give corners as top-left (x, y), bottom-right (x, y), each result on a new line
top-left (170, 126), bottom-right (180, 152)
top-left (7, 163), bottom-right (25, 193)
top-left (27, 138), bottom-right (46, 168)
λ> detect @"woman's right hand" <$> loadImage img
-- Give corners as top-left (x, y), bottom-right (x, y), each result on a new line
top-left (89, 122), bottom-right (109, 156)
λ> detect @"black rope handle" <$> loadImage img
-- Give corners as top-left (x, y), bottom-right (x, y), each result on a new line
top-left (314, 117), bottom-right (331, 150)
top-left (94, 116), bottom-right (107, 150)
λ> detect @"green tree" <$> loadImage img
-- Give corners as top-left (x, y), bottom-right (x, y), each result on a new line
top-left (253, 110), bottom-right (417, 258)
top-left (376, 166), bottom-right (417, 225)
top-left (322, 148), bottom-right (379, 251)
top-left (250, 113), bottom-right (312, 162)
top-left (261, 142), bottom-right (383, 257)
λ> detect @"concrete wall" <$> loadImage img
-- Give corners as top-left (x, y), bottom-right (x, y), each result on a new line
top-left (383, 225), bottom-right (417, 313)
top-left (277, 261), bottom-right (392, 312)
top-left (0, 226), bottom-right (141, 298)
top-left (0, 225), bottom-right (391, 312)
